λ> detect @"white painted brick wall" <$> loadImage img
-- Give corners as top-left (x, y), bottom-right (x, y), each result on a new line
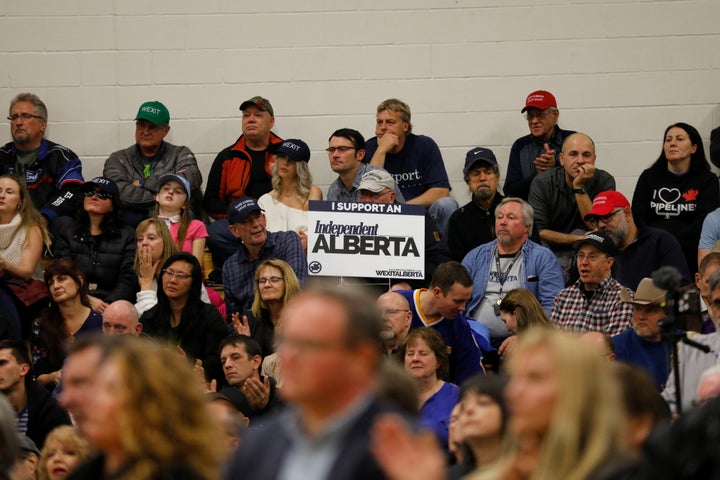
top-left (1, 0), bottom-right (719, 206)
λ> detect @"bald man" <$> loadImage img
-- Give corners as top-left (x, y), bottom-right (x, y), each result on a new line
top-left (528, 132), bottom-right (616, 281)
top-left (377, 291), bottom-right (412, 357)
top-left (580, 331), bottom-right (615, 362)
top-left (102, 300), bottom-right (143, 336)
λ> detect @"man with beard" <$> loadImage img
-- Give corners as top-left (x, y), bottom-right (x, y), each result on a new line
top-left (376, 291), bottom-right (412, 357)
top-left (583, 190), bottom-right (690, 291)
top-left (447, 147), bottom-right (504, 261)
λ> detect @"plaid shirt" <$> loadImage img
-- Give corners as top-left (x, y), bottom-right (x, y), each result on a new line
top-left (551, 276), bottom-right (633, 335)
top-left (223, 230), bottom-right (307, 321)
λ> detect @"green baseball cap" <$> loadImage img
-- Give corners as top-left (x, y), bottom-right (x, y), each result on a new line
top-left (135, 101), bottom-right (170, 126)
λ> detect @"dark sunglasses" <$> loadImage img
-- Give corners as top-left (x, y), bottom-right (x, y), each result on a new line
top-left (83, 189), bottom-right (113, 200)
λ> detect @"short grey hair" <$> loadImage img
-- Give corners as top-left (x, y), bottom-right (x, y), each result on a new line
top-left (709, 269), bottom-right (720, 293)
top-left (496, 197), bottom-right (534, 234)
top-left (10, 92), bottom-right (47, 121)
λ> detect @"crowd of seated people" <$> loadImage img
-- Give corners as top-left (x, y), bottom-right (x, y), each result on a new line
top-left (1, 88), bottom-right (720, 480)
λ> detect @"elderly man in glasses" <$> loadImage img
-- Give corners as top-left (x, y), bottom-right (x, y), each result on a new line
top-left (0, 93), bottom-right (84, 230)
top-left (504, 90), bottom-right (576, 200)
top-left (583, 190), bottom-right (690, 291)
top-left (326, 127), bottom-right (403, 203)
top-left (103, 100), bottom-right (201, 227)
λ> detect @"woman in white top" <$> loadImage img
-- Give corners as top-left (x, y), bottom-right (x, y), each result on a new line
top-left (0, 174), bottom-right (49, 339)
top-left (257, 138), bottom-right (322, 250)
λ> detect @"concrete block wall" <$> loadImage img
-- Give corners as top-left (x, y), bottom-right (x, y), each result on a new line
top-left (1, 1), bottom-right (719, 205)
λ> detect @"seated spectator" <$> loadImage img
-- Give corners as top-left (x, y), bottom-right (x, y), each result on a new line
top-left (695, 366), bottom-right (720, 406)
top-left (499, 330), bottom-right (628, 479)
top-left (396, 261), bottom-right (484, 384)
top-left (449, 375), bottom-right (508, 479)
top-left (694, 252), bottom-right (720, 333)
top-left (140, 252), bottom-right (227, 384)
top-left (326, 128), bottom-right (403, 203)
top-left (218, 335), bottom-right (283, 423)
top-left (397, 327), bottom-right (459, 452)
top-left (357, 168), bottom-right (449, 287)
top-left (52, 178), bottom-right (136, 313)
top-left (223, 197), bottom-right (306, 317)
top-left (133, 219), bottom-right (221, 317)
top-left (230, 259), bottom-right (301, 357)
top-left (365, 98), bottom-right (457, 235)
top-left (0, 93), bottom-right (84, 233)
top-left (153, 173), bottom-right (207, 266)
top-left (463, 198), bottom-right (563, 349)
top-left (551, 232), bottom-right (633, 335)
top-left (101, 300), bottom-right (143, 337)
top-left (13, 434), bottom-right (40, 480)
top-left (447, 147), bottom-right (504, 262)
top-left (504, 90), bottom-right (575, 200)
top-left (257, 139), bottom-right (322, 251)
top-left (204, 96), bottom-right (283, 272)
top-left (38, 425), bottom-right (90, 480)
top-left (103, 101), bottom-right (202, 227)
top-left (528, 132), bottom-right (615, 282)
top-left (698, 206), bottom-right (720, 268)
top-left (612, 278), bottom-right (672, 390)
top-left (662, 269), bottom-right (720, 413)
top-left (72, 335), bottom-right (223, 479)
top-left (377, 291), bottom-right (412, 357)
top-left (584, 190), bottom-right (690, 290)
top-left (632, 122), bottom-right (719, 275)
top-left (31, 259), bottom-right (102, 390)
top-left (0, 174), bottom-right (50, 339)
top-left (612, 363), bottom-right (671, 457)
top-left (0, 340), bottom-right (71, 448)
top-left (497, 288), bottom-right (554, 360)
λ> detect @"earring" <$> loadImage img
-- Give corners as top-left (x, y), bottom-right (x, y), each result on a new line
top-left (16, 203), bottom-right (21, 210)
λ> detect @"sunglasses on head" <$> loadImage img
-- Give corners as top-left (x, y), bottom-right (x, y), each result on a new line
top-left (83, 189), bottom-right (113, 200)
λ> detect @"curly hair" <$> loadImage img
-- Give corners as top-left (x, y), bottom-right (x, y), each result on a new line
top-left (97, 336), bottom-right (223, 480)
top-left (38, 426), bottom-right (90, 480)
top-left (133, 219), bottom-right (178, 277)
top-left (250, 259), bottom-right (301, 319)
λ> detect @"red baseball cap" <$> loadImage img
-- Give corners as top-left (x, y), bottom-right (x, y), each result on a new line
top-left (584, 190), bottom-right (630, 220)
top-left (521, 90), bottom-right (557, 113)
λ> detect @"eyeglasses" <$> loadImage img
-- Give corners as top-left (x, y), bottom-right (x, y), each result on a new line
top-left (523, 110), bottom-right (553, 121)
top-left (382, 309), bottom-right (409, 316)
top-left (576, 253), bottom-right (607, 263)
top-left (7, 113), bottom-right (44, 122)
top-left (325, 146), bottom-right (356, 154)
top-left (258, 276), bottom-right (283, 285)
top-left (83, 190), bottom-right (113, 200)
top-left (162, 269), bottom-right (192, 281)
top-left (587, 209), bottom-right (624, 228)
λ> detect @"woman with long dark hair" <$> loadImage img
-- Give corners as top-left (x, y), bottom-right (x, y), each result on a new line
top-left (31, 259), bottom-right (102, 389)
top-left (632, 122), bottom-right (719, 274)
top-left (140, 252), bottom-right (226, 384)
top-left (52, 177), bottom-right (136, 313)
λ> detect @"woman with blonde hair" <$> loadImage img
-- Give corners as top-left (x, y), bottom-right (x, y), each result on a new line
top-left (0, 174), bottom-right (51, 339)
top-left (38, 426), bottom-right (90, 480)
top-left (485, 329), bottom-right (627, 480)
top-left (257, 139), bottom-right (322, 250)
top-left (73, 335), bottom-right (223, 480)
top-left (232, 258), bottom-right (301, 356)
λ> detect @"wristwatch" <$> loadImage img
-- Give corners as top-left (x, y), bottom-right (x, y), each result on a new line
top-left (573, 187), bottom-right (586, 194)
